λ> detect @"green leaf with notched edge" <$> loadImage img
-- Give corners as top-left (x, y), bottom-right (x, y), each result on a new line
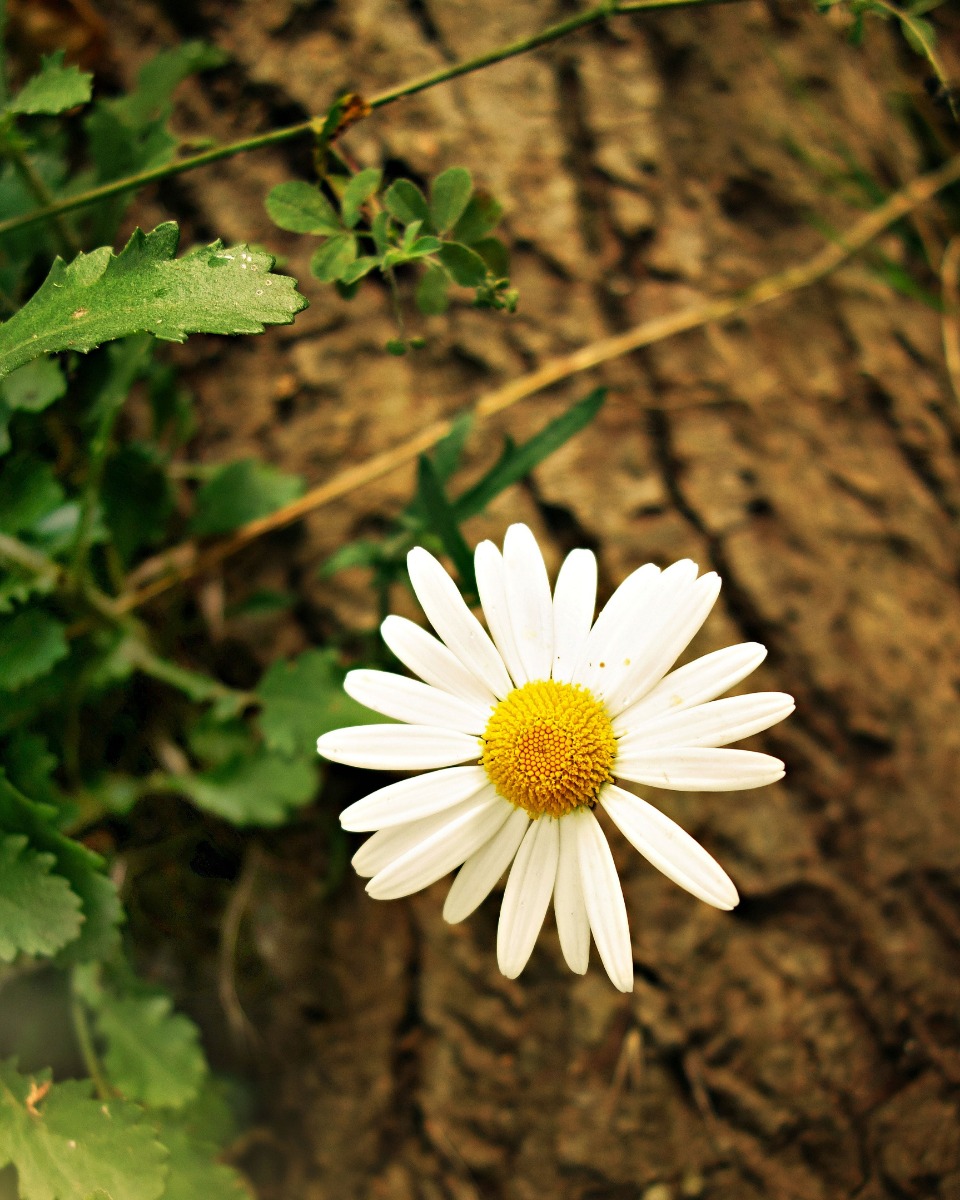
top-left (264, 182), bottom-right (342, 235)
top-left (0, 835), bottom-right (83, 962)
top-left (257, 648), bottom-right (384, 757)
top-left (174, 750), bottom-right (317, 826)
top-left (6, 51), bottom-right (93, 116)
top-left (0, 223), bottom-right (307, 378)
top-left (0, 1062), bottom-right (168, 1200)
top-left (0, 777), bottom-right (122, 964)
top-left (190, 458), bottom-right (304, 537)
top-left (0, 454), bottom-right (64, 534)
top-left (0, 610), bottom-right (69, 692)
top-left (155, 1125), bottom-right (251, 1200)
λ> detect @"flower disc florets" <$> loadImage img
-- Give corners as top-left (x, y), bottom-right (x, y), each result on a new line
top-left (480, 680), bottom-right (617, 818)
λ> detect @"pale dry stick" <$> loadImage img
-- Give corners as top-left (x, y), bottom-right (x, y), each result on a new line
top-left (117, 152), bottom-right (960, 618)
top-left (942, 235), bottom-right (960, 406)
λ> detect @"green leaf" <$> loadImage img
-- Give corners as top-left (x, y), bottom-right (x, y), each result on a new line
top-left (101, 444), bottom-right (174, 563)
top-left (0, 778), bottom-right (122, 964)
top-left (383, 179), bottom-right (430, 226)
top-left (187, 713), bottom-right (254, 768)
top-left (437, 242), bottom-right (488, 288)
top-left (0, 359), bottom-right (66, 413)
top-left (429, 167), bottom-right (473, 234)
top-left (0, 610), bottom-right (69, 692)
top-left (310, 234), bottom-right (358, 283)
top-left (472, 236), bottom-right (510, 278)
top-left (370, 211), bottom-right (391, 254)
top-left (154, 1125), bottom-right (250, 1200)
top-left (406, 236), bottom-right (442, 258)
top-left (455, 388), bottom-right (606, 520)
top-left (415, 264), bottom-right (450, 315)
top-left (264, 182), bottom-right (342, 235)
top-left (452, 191), bottom-right (503, 244)
top-left (2, 732), bottom-right (61, 808)
top-left (416, 457), bottom-right (475, 592)
top-left (122, 42), bottom-right (227, 125)
top-left (0, 223), bottom-right (308, 378)
top-left (257, 648), bottom-right (383, 756)
top-left (174, 750), bottom-right (317, 826)
top-left (338, 255), bottom-right (380, 286)
top-left (7, 51), bottom-right (93, 116)
top-left (0, 1062), bottom-right (168, 1200)
top-left (190, 459), bottom-right (304, 537)
top-left (341, 167), bottom-right (383, 229)
top-left (0, 835), bottom-right (83, 962)
top-left (0, 454), bottom-right (64, 534)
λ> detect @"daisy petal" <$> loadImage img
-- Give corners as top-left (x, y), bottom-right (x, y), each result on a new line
top-left (497, 816), bottom-right (560, 979)
top-left (345, 669), bottom-right (494, 735)
top-left (612, 642), bottom-right (768, 733)
top-left (367, 789), bottom-right (511, 900)
top-left (554, 814), bottom-right (590, 974)
top-left (503, 524), bottom-right (554, 683)
top-left (615, 747), bottom-right (785, 791)
top-left (443, 806), bottom-right (530, 923)
top-left (602, 782), bottom-right (739, 909)
top-left (575, 563), bottom-right (661, 695)
top-left (617, 692), bottom-right (795, 750)
top-left (574, 808), bottom-right (633, 992)
top-left (552, 548), bottom-right (597, 684)
top-left (340, 765), bottom-right (489, 831)
top-left (381, 615), bottom-right (498, 708)
top-left (475, 540), bottom-right (528, 686)
top-left (317, 724), bottom-right (479, 770)
top-left (603, 569), bottom-right (721, 715)
top-left (351, 798), bottom-right (483, 876)
top-left (407, 546), bottom-right (513, 698)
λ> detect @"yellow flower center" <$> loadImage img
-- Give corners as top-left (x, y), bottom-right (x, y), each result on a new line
top-left (480, 680), bottom-right (617, 819)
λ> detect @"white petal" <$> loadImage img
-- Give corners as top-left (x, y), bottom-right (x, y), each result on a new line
top-left (352, 799), bottom-right (483, 876)
top-left (345, 669), bottom-right (494, 735)
top-left (601, 782), bottom-right (739, 909)
top-left (574, 563), bottom-right (662, 694)
top-left (553, 814), bottom-right (590, 974)
top-left (612, 642), bottom-right (768, 733)
top-left (366, 789), bottom-right (511, 900)
top-left (615, 747), bottom-right (785, 791)
top-left (443, 806), bottom-right (530, 923)
top-left (475, 541), bottom-right (528, 686)
top-left (340, 765), bottom-right (489, 831)
top-left (574, 808), bottom-right (633, 992)
top-left (497, 816), bottom-right (560, 979)
top-left (617, 692), bottom-right (795, 751)
top-left (380, 615), bottom-right (498, 708)
top-left (407, 546), bottom-right (513, 698)
top-left (552, 548), bottom-right (597, 684)
top-left (601, 566), bottom-right (717, 713)
top-left (317, 724), bottom-right (479, 770)
top-left (503, 524), bottom-right (554, 683)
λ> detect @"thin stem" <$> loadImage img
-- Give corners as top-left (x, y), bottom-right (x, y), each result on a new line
top-left (69, 972), bottom-right (113, 1101)
top-left (69, 398), bottom-right (123, 588)
top-left (0, 0), bottom-right (744, 241)
top-left (0, 129), bottom-right (82, 255)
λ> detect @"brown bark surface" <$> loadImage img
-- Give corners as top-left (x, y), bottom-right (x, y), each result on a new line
top-left (98, 1), bottom-right (960, 1197)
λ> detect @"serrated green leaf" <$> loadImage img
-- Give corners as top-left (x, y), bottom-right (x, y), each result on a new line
top-left (452, 191), bottom-right (503, 244)
top-left (0, 224), bottom-right (307, 378)
top-left (257, 648), bottom-right (383, 756)
top-left (187, 713), bottom-right (254, 768)
top-left (0, 610), bottom-right (69, 692)
top-left (173, 750), bottom-right (316, 826)
top-left (264, 182), bottom-right (342, 235)
top-left (383, 179), bottom-right (430, 226)
top-left (0, 835), bottom-right (83, 962)
top-left (155, 1126), bottom-right (251, 1200)
top-left (93, 991), bottom-right (207, 1109)
top-left (455, 388), bottom-right (606, 520)
top-left (0, 454), bottom-right (64, 534)
top-left (437, 242), bottom-right (487, 288)
top-left (0, 777), bottom-right (122, 964)
top-left (190, 458), bottom-right (304, 537)
top-left (429, 167), bottom-right (473, 234)
top-left (310, 234), bottom-right (358, 283)
top-left (2, 731), bottom-right (61, 809)
top-left (101, 444), bottom-right (174, 563)
top-left (415, 264), bottom-right (450, 315)
top-left (0, 1062), bottom-right (168, 1200)
top-left (7, 51), bottom-right (93, 116)
top-left (416, 457), bottom-right (475, 592)
top-left (341, 167), bottom-right (382, 229)
top-left (0, 359), bottom-right (66, 413)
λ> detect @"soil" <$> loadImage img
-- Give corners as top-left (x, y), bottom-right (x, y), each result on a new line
top-left (45, 0), bottom-right (960, 1196)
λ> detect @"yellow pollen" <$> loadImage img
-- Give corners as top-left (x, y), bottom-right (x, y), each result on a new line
top-left (480, 680), bottom-right (617, 819)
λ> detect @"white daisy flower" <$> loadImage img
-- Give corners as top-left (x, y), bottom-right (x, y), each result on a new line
top-left (317, 524), bottom-right (793, 992)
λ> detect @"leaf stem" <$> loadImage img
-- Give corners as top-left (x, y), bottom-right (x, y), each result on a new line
top-left (0, 127), bottom-right (82, 255)
top-left (69, 971), bottom-right (113, 1101)
top-left (0, 0), bottom-right (744, 240)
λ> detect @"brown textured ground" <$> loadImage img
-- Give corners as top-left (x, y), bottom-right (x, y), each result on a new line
top-left (93, 1), bottom-right (960, 1197)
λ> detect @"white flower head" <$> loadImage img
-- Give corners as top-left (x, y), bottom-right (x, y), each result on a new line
top-left (317, 524), bottom-right (793, 992)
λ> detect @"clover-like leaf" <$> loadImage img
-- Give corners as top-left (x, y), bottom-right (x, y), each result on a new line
top-left (429, 167), bottom-right (473, 234)
top-left (0, 835), bottom-right (83, 962)
top-left (264, 181), bottom-right (342, 234)
top-left (340, 167), bottom-right (382, 229)
top-left (0, 223), bottom-right (308, 377)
